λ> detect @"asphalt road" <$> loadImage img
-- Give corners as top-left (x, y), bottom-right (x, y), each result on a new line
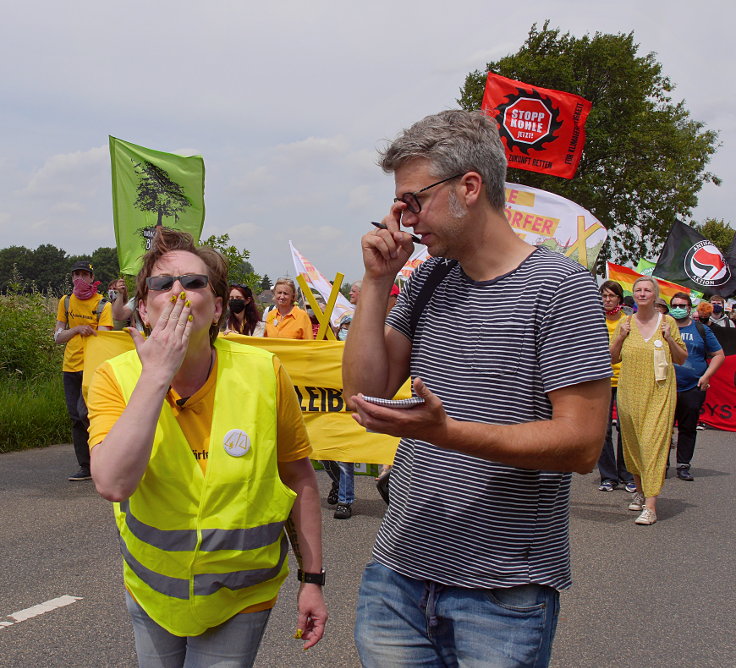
top-left (1, 429), bottom-right (734, 667)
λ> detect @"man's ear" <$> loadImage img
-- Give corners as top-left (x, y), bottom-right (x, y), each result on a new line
top-left (213, 296), bottom-right (223, 322)
top-left (459, 171), bottom-right (483, 207)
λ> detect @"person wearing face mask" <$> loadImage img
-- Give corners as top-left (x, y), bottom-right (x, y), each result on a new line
top-left (54, 260), bottom-right (113, 481)
top-left (669, 293), bottom-right (725, 481)
top-left (223, 284), bottom-right (264, 336)
top-left (708, 295), bottom-right (735, 328)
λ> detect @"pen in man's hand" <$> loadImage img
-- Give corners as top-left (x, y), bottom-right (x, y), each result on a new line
top-left (371, 221), bottom-right (422, 244)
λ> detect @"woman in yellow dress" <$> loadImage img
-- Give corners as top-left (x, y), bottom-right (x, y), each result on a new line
top-left (611, 276), bottom-right (687, 525)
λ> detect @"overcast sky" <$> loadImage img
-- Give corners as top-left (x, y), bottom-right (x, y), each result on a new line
top-left (1, 1), bottom-right (733, 284)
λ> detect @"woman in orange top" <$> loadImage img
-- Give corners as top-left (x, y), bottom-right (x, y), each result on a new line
top-left (265, 278), bottom-right (313, 339)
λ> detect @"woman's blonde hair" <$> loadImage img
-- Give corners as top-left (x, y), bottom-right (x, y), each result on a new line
top-left (273, 277), bottom-right (297, 303)
top-left (632, 275), bottom-right (659, 299)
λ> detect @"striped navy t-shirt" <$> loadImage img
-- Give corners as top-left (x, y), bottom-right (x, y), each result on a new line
top-left (377, 248), bottom-right (611, 590)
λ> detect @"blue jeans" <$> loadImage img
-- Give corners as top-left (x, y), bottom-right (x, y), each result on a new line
top-left (321, 460), bottom-right (355, 504)
top-left (125, 592), bottom-right (271, 668)
top-left (355, 562), bottom-right (559, 668)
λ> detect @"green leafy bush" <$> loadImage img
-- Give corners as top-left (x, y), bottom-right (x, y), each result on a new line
top-left (0, 286), bottom-right (68, 452)
top-left (0, 291), bottom-right (63, 380)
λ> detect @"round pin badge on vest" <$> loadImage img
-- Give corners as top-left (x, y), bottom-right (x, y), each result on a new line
top-left (654, 340), bottom-right (663, 348)
top-left (223, 429), bottom-right (251, 457)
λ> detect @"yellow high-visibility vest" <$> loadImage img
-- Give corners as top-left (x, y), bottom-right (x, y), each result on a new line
top-left (107, 338), bottom-right (296, 636)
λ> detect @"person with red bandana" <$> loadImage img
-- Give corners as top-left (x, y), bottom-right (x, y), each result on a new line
top-left (54, 260), bottom-right (113, 481)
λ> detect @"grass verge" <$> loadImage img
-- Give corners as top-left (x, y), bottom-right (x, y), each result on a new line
top-left (0, 376), bottom-right (68, 453)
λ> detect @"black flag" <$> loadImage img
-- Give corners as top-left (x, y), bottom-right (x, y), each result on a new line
top-left (654, 221), bottom-right (736, 296)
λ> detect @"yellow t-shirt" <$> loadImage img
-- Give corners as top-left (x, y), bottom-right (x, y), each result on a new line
top-left (265, 306), bottom-right (314, 340)
top-left (56, 294), bottom-right (113, 372)
top-left (87, 355), bottom-right (310, 466)
top-left (605, 314), bottom-right (624, 388)
top-left (87, 352), bottom-right (311, 615)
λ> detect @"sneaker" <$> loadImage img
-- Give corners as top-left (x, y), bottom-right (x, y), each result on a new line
top-left (628, 492), bottom-right (645, 511)
top-left (598, 481), bottom-right (616, 492)
top-left (68, 468), bottom-right (92, 481)
top-left (624, 482), bottom-right (637, 493)
top-left (334, 503), bottom-right (352, 520)
top-left (696, 423), bottom-right (705, 431)
top-left (635, 506), bottom-right (657, 525)
top-left (676, 467), bottom-right (694, 481)
top-left (327, 482), bottom-right (339, 505)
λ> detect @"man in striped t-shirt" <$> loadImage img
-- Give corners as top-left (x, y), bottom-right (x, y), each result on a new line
top-left (344, 110), bottom-right (612, 667)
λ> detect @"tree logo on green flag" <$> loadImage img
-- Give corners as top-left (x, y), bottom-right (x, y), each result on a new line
top-left (110, 136), bottom-right (205, 275)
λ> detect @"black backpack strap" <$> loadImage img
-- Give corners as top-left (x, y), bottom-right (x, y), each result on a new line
top-left (409, 259), bottom-right (458, 337)
top-left (694, 319), bottom-right (707, 345)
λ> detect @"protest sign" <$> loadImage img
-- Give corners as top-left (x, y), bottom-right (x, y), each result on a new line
top-left (83, 332), bottom-right (407, 463)
top-left (482, 72), bottom-right (591, 179)
top-left (110, 136), bottom-right (205, 275)
top-left (654, 221), bottom-right (736, 296)
top-left (289, 241), bottom-right (354, 326)
top-left (504, 183), bottom-right (607, 270)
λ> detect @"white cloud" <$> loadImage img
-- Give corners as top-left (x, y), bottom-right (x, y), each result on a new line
top-left (22, 146), bottom-right (108, 198)
top-left (0, 0), bottom-right (733, 279)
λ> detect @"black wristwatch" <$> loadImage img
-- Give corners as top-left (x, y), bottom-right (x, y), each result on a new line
top-left (297, 568), bottom-right (326, 586)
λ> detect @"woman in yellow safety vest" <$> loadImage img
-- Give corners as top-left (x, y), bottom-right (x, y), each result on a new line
top-left (87, 228), bottom-right (326, 666)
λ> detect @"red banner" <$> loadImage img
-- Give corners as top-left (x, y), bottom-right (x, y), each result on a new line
top-left (700, 328), bottom-right (736, 431)
top-left (482, 72), bottom-right (592, 179)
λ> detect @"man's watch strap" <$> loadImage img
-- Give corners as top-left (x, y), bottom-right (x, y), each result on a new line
top-left (297, 568), bottom-right (325, 585)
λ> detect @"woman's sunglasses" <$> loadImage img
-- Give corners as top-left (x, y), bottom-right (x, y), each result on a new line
top-left (146, 274), bottom-right (210, 291)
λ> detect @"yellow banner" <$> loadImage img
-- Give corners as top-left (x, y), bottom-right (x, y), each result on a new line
top-left (83, 332), bottom-right (407, 464)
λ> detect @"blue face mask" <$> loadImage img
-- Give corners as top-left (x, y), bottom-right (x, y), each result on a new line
top-left (712, 303), bottom-right (724, 315)
top-left (670, 306), bottom-right (688, 320)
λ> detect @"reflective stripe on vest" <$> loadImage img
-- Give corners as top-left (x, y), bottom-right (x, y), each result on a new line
top-left (108, 338), bottom-right (296, 636)
top-left (119, 499), bottom-right (287, 552)
top-left (118, 531), bottom-right (290, 599)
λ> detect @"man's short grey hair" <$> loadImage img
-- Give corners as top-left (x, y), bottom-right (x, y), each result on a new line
top-left (378, 110), bottom-right (507, 212)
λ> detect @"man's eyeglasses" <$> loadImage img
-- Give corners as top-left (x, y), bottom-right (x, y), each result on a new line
top-left (394, 174), bottom-right (464, 214)
top-left (146, 274), bottom-right (210, 291)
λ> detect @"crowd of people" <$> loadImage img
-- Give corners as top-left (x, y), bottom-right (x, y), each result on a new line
top-left (599, 279), bottom-right (727, 524)
top-left (50, 108), bottom-right (733, 667)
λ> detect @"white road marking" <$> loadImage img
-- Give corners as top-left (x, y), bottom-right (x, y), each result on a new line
top-left (0, 595), bottom-right (82, 630)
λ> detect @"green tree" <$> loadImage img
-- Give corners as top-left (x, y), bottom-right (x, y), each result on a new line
top-left (0, 246), bottom-right (33, 292)
top-left (694, 218), bottom-right (735, 255)
top-left (201, 234), bottom-right (261, 289)
top-left (458, 21), bottom-right (720, 269)
top-left (132, 159), bottom-right (191, 226)
top-left (30, 244), bottom-right (68, 294)
top-left (89, 247), bottom-right (120, 289)
top-left (339, 280), bottom-right (351, 300)
top-left (260, 274), bottom-right (272, 291)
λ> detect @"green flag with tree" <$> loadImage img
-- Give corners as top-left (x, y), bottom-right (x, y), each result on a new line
top-left (109, 136), bottom-right (205, 275)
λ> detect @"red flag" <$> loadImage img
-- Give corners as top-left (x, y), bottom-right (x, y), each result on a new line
top-left (481, 72), bottom-right (592, 179)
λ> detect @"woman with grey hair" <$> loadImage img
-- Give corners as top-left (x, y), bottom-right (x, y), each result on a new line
top-left (611, 276), bottom-right (687, 525)
top-left (265, 277), bottom-right (313, 339)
